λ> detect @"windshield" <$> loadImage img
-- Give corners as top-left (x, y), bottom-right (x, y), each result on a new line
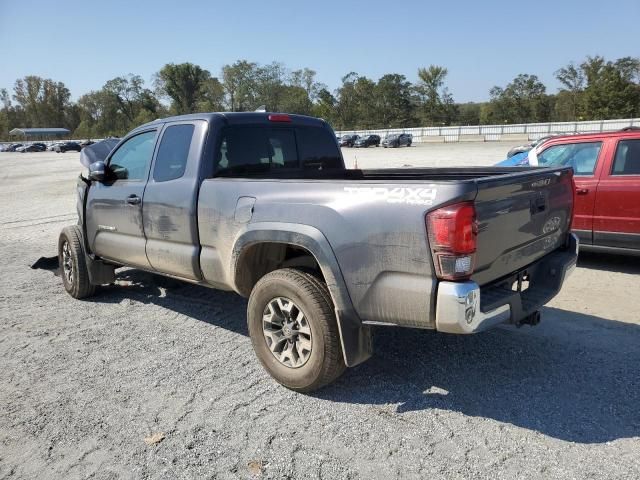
top-left (386, 135), bottom-right (398, 140)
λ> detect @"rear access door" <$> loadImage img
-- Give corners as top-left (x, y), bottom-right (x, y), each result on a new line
top-left (142, 120), bottom-right (208, 280)
top-left (471, 167), bottom-right (574, 287)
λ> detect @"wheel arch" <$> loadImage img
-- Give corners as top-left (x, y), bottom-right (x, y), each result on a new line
top-left (231, 222), bottom-right (372, 367)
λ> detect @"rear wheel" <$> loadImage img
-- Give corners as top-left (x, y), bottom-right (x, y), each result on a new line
top-left (58, 225), bottom-right (96, 299)
top-left (247, 268), bottom-right (345, 392)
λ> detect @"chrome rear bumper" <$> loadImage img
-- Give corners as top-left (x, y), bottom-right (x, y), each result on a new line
top-left (435, 234), bottom-right (578, 334)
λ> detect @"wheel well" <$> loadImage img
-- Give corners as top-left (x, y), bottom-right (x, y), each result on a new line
top-left (235, 242), bottom-right (324, 297)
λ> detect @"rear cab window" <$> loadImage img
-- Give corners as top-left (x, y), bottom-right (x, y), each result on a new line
top-left (215, 125), bottom-right (341, 176)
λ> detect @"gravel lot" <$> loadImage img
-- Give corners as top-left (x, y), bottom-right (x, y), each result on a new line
top-left (1, 145), bottom-right (639, 479)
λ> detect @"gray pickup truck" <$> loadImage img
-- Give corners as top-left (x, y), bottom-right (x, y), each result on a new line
top-left (58, 112), bottom-right (578, 391)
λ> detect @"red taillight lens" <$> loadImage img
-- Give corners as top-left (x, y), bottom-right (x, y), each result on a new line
top-left (268, 114), bottom-right (291, 123)
top-left (426, 202), bottom-right (478, 281)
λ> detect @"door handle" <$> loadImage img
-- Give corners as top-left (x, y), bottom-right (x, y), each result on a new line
top-left (575, 188), bottom-right (589, 195)
top-left (126, 195), bottom-right (141, 205)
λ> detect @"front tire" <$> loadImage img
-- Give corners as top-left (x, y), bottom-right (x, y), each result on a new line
top-left (58, 225), bottom-right (96, 299)
top-left (247, 268), bottom-right (345, 392)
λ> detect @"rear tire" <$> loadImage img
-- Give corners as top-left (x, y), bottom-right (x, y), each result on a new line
top-left (58, 225), bottom-right (96, 299)
top-left (247, 268), bottom-right (346, 392)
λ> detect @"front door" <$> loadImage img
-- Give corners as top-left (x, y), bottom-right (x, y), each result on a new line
top-left (593, 138), bottom-right (640, 249)
top-left (86, 129), bottom-right (158, 268)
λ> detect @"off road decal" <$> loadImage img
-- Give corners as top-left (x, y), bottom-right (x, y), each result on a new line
top-left (343, 187), bottom-right (437, 206)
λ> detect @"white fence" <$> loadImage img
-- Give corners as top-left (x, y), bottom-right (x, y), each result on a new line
top-left (336, 118), bottom-right (640, 143)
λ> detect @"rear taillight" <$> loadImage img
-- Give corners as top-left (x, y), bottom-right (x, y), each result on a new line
top-left (426, 202), bottom-right (478, 281)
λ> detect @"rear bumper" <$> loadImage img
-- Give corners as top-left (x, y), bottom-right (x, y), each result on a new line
top-left (435, 233), bottom-right (578, 334)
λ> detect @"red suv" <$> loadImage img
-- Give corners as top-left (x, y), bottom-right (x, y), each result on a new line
top-left (526, 129), bottom-right (640, 255)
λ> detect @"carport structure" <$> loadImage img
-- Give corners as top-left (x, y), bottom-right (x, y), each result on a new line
top-left (9, 127), bottom-right (70, 141)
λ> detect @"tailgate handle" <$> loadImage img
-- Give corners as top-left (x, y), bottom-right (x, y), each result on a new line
top-left (532, 196), bottom-right (547, 214)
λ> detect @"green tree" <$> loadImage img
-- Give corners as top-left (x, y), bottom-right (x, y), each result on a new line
top-left (12, 76), bottom-right (72, 128)
top-left (155, 63), bottom-right (212, 114)
top-left (197, 77), bottom-right (226, 112)
top-left (487, 74), bottom-right (549, 123)
top-left (312, 88), bottom-right (338, 125)
top-left (374, 74), bottom-right (416, 128)
top-left (580, 56), bottom-right (640, 119)
top-left (415, 65), bottom-right (455, 125)
top-left (335, 72), bottom-right (361, 129)
top-left (555, 63), bottom-right (585, 120)
top-left (457, 102), bottom-right (482, 125)
top-left (222, 60), bottom-right (259, 111)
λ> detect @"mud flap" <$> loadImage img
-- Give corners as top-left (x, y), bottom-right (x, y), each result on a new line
top-left (85, 254), bottom-right (115, 285)
top-left (336, 309), bottom-right (373, 367)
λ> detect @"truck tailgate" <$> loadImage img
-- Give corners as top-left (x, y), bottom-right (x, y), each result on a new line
top-left (471, 167), bottom-right (574, 286)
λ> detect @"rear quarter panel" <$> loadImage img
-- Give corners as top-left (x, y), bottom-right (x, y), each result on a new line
top-left (197, 178), bottom-right (474, 328)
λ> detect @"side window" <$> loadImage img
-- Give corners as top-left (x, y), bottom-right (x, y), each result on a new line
top-left (296, 127), bottom-right (342, 170)
top-left (153, 124), bottom-right (195, 182)
top-left (109, 131), bottom-right (156, 181)
top-left (612, 139), bottom-right (640, 175)
top-left (537, 142), bottom-right (602, 176)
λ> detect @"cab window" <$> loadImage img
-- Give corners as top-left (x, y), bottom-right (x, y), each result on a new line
top-left (109, 131), bottom-right (156, 181)
top-left (153, 124), bottom-right (195, 182)
top-left (537, 142), bottom-right (602, 176)
top-left (216, 127), bottom-right (298, 175)
top-left (612, 139), bottom-right (640, 175)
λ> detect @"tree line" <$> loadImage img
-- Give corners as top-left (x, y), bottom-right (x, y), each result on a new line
top-left (1, 55), bottom-right (638, 140)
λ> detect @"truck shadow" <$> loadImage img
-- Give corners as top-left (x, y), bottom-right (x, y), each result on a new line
top-left (578, 250), bottom-right (640, 274)
top-left (320, 307), bottom-right (640, 444)
top-left (40, 266), bottom-right (640, 444)
top-left (91, 269), bottom-right (250, 336)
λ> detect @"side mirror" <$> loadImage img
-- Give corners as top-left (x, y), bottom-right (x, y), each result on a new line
top-left (88, 161), bottom-right (106, 182)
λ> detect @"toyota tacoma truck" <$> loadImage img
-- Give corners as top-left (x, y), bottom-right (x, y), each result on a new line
top-left (58, 112), bottom-right (578, 392)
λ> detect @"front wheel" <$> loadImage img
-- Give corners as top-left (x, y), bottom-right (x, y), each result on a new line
top-left (58, 225), bottom-right (96, 299)
top-left (247, 268), bottom-right (346, 392)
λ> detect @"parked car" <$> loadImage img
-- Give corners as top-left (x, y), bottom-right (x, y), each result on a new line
top-left (80, 140), bottom-right (95, 148)
top-left (354, 135), bottom-right (381, 148)
top-left (498, 129), bottom-right (640, 254)
top-left (382, 133), bottom-right (412, 148)
top-left (54, 142), bottom-right (82, 153)
top-left (19, 143), bottom-right (47, 152)
top-left (2, 143), bottom-right (23, 152)
top-left (339, 134), bottom-right (359, 147)
top-left (506, 135), bottom-right (555, 158)
top-left (58, 111), bottom-right (577, 392)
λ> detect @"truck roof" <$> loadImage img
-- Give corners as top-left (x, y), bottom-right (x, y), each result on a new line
top-left (134, 112), bottom-right (328, 132)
